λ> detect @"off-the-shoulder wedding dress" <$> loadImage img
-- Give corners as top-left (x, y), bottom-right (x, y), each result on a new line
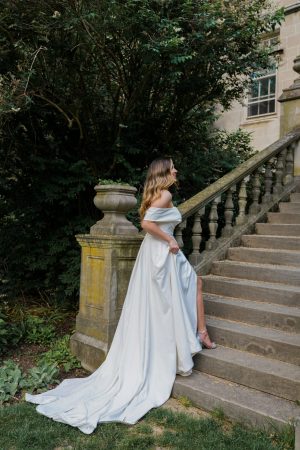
top-left (26, 206), bottom-right (201, 434)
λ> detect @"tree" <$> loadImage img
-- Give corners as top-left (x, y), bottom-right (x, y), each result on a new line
top-left (0, 0), bottom-right (283, 300)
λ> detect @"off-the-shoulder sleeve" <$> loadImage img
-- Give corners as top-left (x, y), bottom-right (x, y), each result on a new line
top-left (143, 207), bottom-right (181, 223)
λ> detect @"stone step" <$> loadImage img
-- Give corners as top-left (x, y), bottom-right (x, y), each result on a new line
top-left (206, 316), bottom-right (300, 365)
top-left (211, 260), bottom-right (300, 286)
top-left (290, 192), bottom-right (300, 202)
top-left (267, 212), bottom-right (300, 224)
top-left (227, 246), bottom-right (300, 266)
top-left (193, 346), bottom-right (300, 401)
top-left (202, 275), bottom-right (300, 307)
top-left (255, 223), bottom-right (300, 235)
top-left (173, 372), bottom-right (300, 430)
top-left (241, 234), bottom-right (300, 250)
top-left (204, 293), bottom-right (300, 333)
top-left (279, 202), bottom-right (300, 213)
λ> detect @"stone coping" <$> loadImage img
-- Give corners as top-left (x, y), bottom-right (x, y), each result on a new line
top-left (285, 2), bottom-right (300, 16)
top-left (76, 234), bottom-right (143, 245)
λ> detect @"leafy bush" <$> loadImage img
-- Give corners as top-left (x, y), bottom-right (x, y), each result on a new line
top-left (0, 0), bottom-right (283, 300)
top-left (21, 362), bottom-right (59, 393)
top-left (0, 359), bottom-right (59, 403)
top-left (0, 305), bottom-right (71, 356)
top-left (38, 335), bottom-right (81, 372)
top-left (0, 360), bottom-right (23, 403)
top-left (0, 310), bottom-right (25, 356)
top-left (24, 315), bottom-right (56, 345)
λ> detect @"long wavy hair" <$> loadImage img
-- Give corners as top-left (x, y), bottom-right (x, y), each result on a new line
top-left (139, 157), bottom-right (176, 219)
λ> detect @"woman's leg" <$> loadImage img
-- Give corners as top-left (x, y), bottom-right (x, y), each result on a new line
top-left (197, 276), bottom-right (206, 331)
top-left (197, 276), bottom-right (216, 349)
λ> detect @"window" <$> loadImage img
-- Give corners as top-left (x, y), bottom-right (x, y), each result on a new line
top-left (247, 72), bottom-right (276, 118)
top-left (262, 36), bottom-right (280, 50)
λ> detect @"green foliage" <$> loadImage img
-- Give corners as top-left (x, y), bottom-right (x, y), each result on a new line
top-left (98, 179), bottom-right (130, 185)
top-left (0, 359), bottom-right (59, 403)
top-left (0, 309), bottom-right (25, 355)
top-left (0, 303), bottom-right (72, 357)
top-left (272, 423), bottom-right (295, 450)
top-left (212, 406), bottom-right (226, 421)
top-left (20, 362), bottom-right (59, 393)
top-left (177, 395), bottom-right (193, 408)
top-left (24, 315), bottom-right (56, 345)
top-left (38, 335), bottom-right (81, 372)
top-left (0, 360), bottom-right (23, 403)
top-left (0, 0), bottom-right (283, 300)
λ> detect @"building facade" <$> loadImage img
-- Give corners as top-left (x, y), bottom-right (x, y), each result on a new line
top-left (216, 1), bottom-right (300, 150)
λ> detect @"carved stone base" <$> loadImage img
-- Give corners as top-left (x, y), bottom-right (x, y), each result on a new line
top-left (70, 332), bottom-right (107, 372)
top-left (71, 233), bottom-right (143, 372)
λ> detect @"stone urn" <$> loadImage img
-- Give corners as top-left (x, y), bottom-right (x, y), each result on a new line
top-left (90, 184), bottom-right (139, 235)
top-left (293, 55), bottom-right (300, 76)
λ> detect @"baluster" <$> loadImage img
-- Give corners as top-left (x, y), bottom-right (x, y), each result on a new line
top-left (206, 197), bottom-right (221, 251)
top-left (281, 148), bottom-right (288, 183)
top-left (283, 143), bottom-right (295, 185)
top-left (189, 207), bottom-right (205, 266)
top-left (249, 169), bottom-right (261, 215)
top-left (273, 151), bottom-right (285, 196)
top-left (261, 158), bottom-right (274, 204)
top-left (175, 220), bottom-right (186, 250)
top-left (236, 177), bottom-right (249, 225)
top-left (222, 186), bottom-right (236, 237)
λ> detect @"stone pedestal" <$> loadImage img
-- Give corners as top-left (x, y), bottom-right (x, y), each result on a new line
top-left (278, 55), bottom-right (300, 177)
top-left (70, 184), bottom-right (143, 372)
top-left (70, 234), bottom-right (143, 372)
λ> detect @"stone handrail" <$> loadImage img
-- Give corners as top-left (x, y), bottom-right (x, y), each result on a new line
top-left (179, 129), bottom-right (300, 219)
top-left (175, 128), bottom-right (300, 270)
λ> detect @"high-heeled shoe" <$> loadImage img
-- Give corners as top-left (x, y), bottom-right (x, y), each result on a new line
top-left (197, 329), bottom-right (217, 349)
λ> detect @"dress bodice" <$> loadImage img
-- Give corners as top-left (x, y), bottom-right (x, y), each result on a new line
top-left (143, 206), bottom-right (182, 236)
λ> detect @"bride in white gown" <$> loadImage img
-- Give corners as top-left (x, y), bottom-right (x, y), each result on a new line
top-left (25, 157), bottom-right (216, 434)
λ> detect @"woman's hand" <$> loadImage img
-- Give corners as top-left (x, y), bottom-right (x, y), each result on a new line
top-left (168, 238), bottom-right (180, 254)
top-left (141, 220), bottom-right (180, 253)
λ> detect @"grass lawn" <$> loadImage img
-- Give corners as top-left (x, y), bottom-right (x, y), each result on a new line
top-left (0, 399), bottom-right (294, 450)
top-left (0, 300), bottom-right (295, 450)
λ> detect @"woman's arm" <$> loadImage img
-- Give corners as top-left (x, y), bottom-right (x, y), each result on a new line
top-left (141, 220), bottom-right (173, 243)
top-left (141, 221), bottom-right (179, 254)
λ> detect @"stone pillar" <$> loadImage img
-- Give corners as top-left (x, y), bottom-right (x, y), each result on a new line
top-left (278, 55), bottom-right (300, 177)
top-left (70, 184), bottom-right (143, 372)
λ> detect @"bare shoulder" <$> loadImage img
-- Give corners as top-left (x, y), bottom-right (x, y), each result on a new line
top-left (150, 189), bottom-right (173, 208)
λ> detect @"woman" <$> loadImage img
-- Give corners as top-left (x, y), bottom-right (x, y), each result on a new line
top-left (25, 157), bottom-right (215, 434)
top-left (140, 158), bottom-right (216, 350)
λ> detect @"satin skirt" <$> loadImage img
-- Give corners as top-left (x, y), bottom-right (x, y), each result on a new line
top-left (25, 232), bottom-right (201, 434)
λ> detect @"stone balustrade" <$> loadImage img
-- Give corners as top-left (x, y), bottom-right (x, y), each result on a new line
top-left (176, 130), bottom-right (300, 274)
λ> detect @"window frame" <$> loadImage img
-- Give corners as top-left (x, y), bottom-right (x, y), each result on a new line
top-left (247, 70), bottom-right (277, 119)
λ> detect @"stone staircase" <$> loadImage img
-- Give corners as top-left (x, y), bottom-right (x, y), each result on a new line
top-left (173, 192), bottom-right (300, 430)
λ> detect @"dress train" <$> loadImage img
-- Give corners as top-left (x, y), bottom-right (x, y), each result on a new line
top-left (25, 206), bottom-right (202, 434)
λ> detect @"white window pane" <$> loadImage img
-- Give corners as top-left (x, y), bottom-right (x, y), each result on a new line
top-left (248, 72), bottom-right (276, 117)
